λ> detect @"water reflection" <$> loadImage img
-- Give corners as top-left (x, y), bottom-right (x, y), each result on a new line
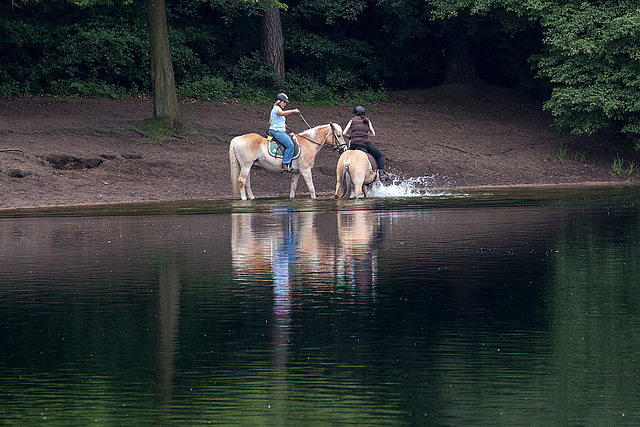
top-left (336, 210), bottom-right (382, 306)
top-left (231, 209), bottom-right (383, 312)
top-left (154, 254), bottom-right (180, 423)
top-left (230, 208), bottom-right (388, 423)
top-left (2, 194), bottom-right (640, 425)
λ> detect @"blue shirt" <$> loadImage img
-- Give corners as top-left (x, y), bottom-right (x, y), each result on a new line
top-left (269, 105), bottom-right (286, 132)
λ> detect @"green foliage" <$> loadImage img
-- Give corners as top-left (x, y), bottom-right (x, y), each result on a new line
top-left (536, 2), bottom-right (640, 147)
top-left (284, 29), bottom-right (379, 90)
top-left (0, 0), bottom-right (546, 103)
top-left (291, 0), bottom-right (367, 24)
top-left (554, 142), bottom-right (567, 164)
top-left (572, 143), bottom-right (587, 162)
top-left (554, 142), bottom-right (591, 164)
top-left (284, 71), bottom-right (336, 104)
top-left (0, 3), bottom-right (151, 96)
top-left (612, 153), bottom-right (625, 175)
top-left (611, 153), bottom-right (638, 177)
top-left (177, 76), bottom-right (233, 100)
top-left (4, 0), bottom-right (637, 152)
top-left (226, 52), bottom-right (283, 91)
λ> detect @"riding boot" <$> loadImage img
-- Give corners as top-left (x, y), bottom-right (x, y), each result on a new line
top-left (379, 170), bottom-right (389, 181)
top-left (281, 162), bottom-right (292, 172)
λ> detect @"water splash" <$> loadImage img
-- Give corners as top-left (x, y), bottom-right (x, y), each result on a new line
top-left (369, 173), bottom-right (452, 198)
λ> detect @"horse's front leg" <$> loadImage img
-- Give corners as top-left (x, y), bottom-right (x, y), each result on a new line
top-left (298, 168), bottom-right (316, 198)
top-left (289, 172), bottom-right (301, 198)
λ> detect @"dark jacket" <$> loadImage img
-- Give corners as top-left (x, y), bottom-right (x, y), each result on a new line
top-left (349, 116), bottom-right (372, 144)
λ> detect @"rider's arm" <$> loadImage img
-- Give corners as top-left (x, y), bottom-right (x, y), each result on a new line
top-left (368, 120), bottom-right (376, 137)
top-left (343, 120), bottom-right (353, 136)
top-left (277, 108), bottom-right (300, 116)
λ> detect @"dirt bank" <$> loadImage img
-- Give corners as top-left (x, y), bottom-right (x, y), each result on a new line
top-left (1, 84), bottom-right (638, 210)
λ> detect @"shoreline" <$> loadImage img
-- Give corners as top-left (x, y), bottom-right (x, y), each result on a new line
top-left (3, 92), bottom-right (639, 211)
top-left (2, 181), bottom-right (637, 217)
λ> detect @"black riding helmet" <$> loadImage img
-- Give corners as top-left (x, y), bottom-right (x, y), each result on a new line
top-left (353, 105), bottom-right (366, 116)
top-left (276, 93), bottom-right (289, 103)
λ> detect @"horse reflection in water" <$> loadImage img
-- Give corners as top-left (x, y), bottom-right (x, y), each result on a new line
top-left (336, 210), bottom-right (382, 304)
top-left (231, 209), bottom-right (336, 418)
top-left (231, 210), bottom-right (335, 286)
top-left (231, 208), bottom-right (383, 312)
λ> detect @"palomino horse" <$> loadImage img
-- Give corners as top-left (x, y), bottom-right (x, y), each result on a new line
top-left (229, 123), bottom-right (347, 200)
top-left (334, 149), bottom-right (379, 199)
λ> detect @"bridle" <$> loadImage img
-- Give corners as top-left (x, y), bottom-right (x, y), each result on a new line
top-left (328, 122), bottom-right (348, 152)
top-left (295, 123), bottom-right (347, 152)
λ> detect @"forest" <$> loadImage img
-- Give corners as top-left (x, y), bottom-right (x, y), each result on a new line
top-left (2, 0), bottom-right (640, 148)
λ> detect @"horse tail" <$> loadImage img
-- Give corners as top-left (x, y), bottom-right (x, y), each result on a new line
top-left (336, 158), bottom-right (352, 200)
top-left (229, 137), bottom-right (241, 197)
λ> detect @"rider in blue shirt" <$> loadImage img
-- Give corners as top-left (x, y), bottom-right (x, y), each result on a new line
top-left (269, 93), bottom-right (300, 172)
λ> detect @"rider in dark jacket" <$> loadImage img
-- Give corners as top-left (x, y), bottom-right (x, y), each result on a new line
top-left (344, 106), bottom-right (387, 181)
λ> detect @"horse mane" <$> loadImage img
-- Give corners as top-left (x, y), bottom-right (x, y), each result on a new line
top-left (299, 123), bottom-right (343, 143)
top-left (298, 126), bottom-right (321, 140)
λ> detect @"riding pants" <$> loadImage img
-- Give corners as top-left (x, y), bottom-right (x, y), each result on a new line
top-left (270, 130), bottom-right (295, 164)
top-left (351, 141), bottom-right (384, 171)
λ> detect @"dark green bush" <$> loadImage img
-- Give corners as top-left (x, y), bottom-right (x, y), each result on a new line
top-left (0, 0), bottom-right (398, 102)
top-left (177, 76), bottom-right (233, 100)
top-left (284, 72), bottom-right (337, 104)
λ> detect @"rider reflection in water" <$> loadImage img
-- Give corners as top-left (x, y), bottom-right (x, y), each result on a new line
top-left (269, 93), bottom-right (300, 172)
top-left (343, 105), bottom-right (387, 181)
top-left (272, 211), bottom-right (295, 335)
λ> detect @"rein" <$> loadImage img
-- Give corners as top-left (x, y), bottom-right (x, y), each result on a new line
top-left (299, 113), bottom-right (312, 129)
top-left (296, 133), bottom-right (321, 145)
top-left (296, 123), bottom-right (346, 152)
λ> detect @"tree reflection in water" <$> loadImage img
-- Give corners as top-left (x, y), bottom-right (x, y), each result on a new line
top-left (154, 254), bottom-right (181, 423)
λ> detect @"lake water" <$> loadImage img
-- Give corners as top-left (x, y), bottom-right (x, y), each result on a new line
top-left (1, 186), bottom-right (640, 425)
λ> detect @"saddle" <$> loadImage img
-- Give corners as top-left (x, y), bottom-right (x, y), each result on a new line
top-left (267, 133), bottom-right (301, 160)
top-left (366, 152), bottom-right (378, 171)
top-left (354, 148), bottom-right (377, 171)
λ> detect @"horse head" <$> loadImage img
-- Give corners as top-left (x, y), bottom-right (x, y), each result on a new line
top-left (327, 123), bottom-right (348, 153)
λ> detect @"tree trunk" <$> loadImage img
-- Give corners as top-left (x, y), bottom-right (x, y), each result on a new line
top-left (260, 5), bottom-right (285, 83)
top-left (443, 21), bottom-right (480, 86)
top-left (147, 0), bottom-right (184, 133)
